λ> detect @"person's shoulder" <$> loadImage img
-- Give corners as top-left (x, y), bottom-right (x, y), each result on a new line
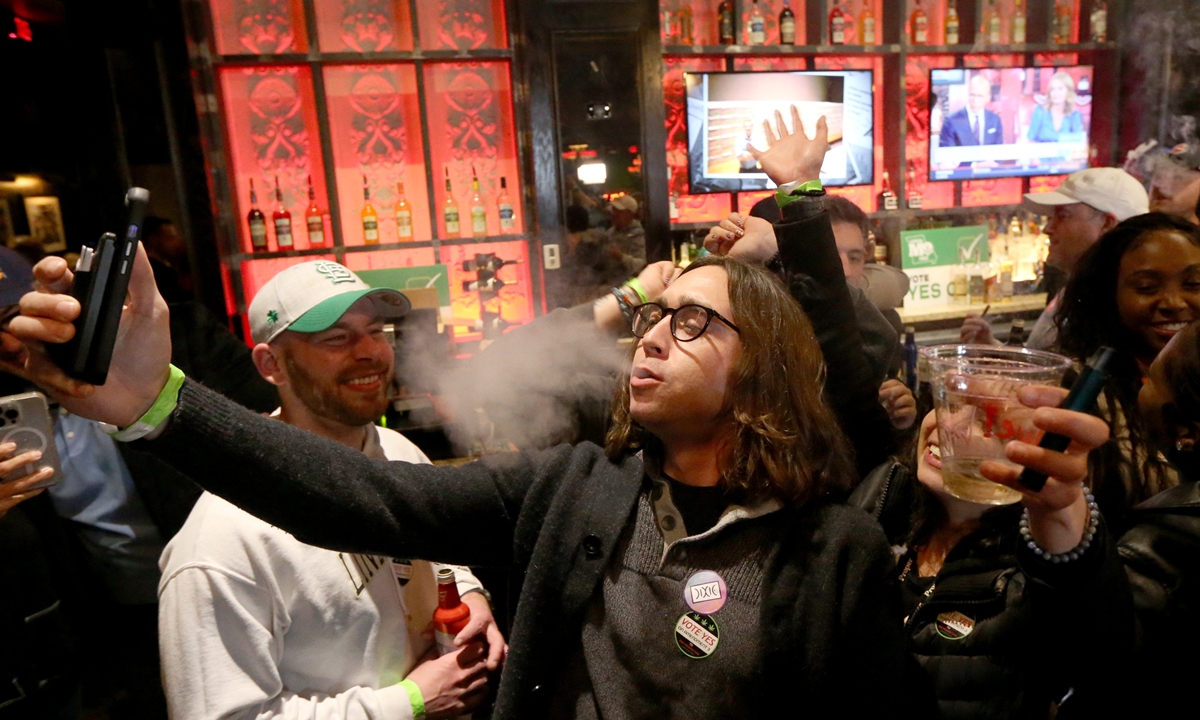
top-left (375, 425), bottom-right (432, 465)
top-left (794, 498), bottom-right (890, 547)
top-left (160, 492), bottom-right (294, 577)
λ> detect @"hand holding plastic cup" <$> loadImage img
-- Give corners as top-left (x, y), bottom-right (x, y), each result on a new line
top-left (922, 345), bottom-right (1073, 505)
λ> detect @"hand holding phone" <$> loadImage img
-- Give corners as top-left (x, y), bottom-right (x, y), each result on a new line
top-left (0, 392), bottom-right (61, 491)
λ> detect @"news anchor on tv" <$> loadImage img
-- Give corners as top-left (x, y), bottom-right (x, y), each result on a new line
top-left (940, 74), bottom-right (1003, 147)
top-left (1027, 72), bottom-right (1084, 143)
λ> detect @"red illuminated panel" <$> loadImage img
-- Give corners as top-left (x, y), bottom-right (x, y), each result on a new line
top-left (1033, 53), bottom-right (1079, 67)
top-left (962, 178), bottom-right (1023, 206)
top-left (220, 262), bottom-right (237, 318)
top-left (324, 64), bottom-right (431, 246)
top-left (315, 0), bottom-right (413, 52)
top-left (423, 62), bottom-right (524, 238)
top-left (219, 66), bottom-right (330, 252)
top-left (417, 0), bottom-right (507, 50)
top-left (827, 185), bottom-right (876, 211)
top-left (737, 190), bottom-right (773, 215)
top-left (906, 54), bottom-right (955, 209)
top-left (343, 248), bottom-right (437, 271)
top-left (1029, 175), bottom-right (1067, 193)
top-left (664, 55), bottom-right (731, 225)
top-left (208, 0), bottom-right (307, 55)
top-left (439, 241), bottom-right (533, 338)
top-left (732, 56), bottom-right (806, 71)
top-left (906, 0), bottom-right (944, 45)
top-left (239, 254), bottom-right (337, 311)
top-left (963, 54), bottom-right (1022, 69)
top-left (736, 0), bottom-right (806, 46)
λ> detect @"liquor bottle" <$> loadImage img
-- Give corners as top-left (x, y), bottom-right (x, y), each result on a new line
top-left (985, 0), bottom-right (1001, 44)
top-left (748, 0), bottom-right (765, 45)
top-left (903, 326), bottom-right (919, 392)
top-left (872, 231), bottom-right (889, 264)
top-left (1007, 318), bottom-right (1026, 346)
top-left (1000, 253), bottom-right (1014, 299)
top-left (443, 168), bottom-right (460, 238)
top-left (1012, 0), bottom-right (1027, 43)
top-left (663, 5), bottom-right (678, 44)
top-left (470, 168), bottom-right (487, 237)
top-left (432, 568), bottom-right (471, 657)
top-left (828, 0), bottom-right (846, 45)
top-left (305, 175), bottom-right (325, 248)
top-left (361, 176), bottom-right (379, 245)
top-left (679, 2), bottom-right (694, 45)
top-left (247, 178), bottom-right (268, 253)
top-left (497, 177), bottom-right (515, 232)
top-left (272, 176), bottom-right (293, 250)
top-left (394, 181), bottom-right (413, 240)
top-left (905, 166), bottom-right (922, 209)
top-left (717, 0), bottom-right (734, 44)
top-left (969, 256), bottom-right (985, 304)
top-left (1090, 0), bottom-right (1107, 42)
top-left (859, 4), bottom-right (876, 45)
top-left (952, 253), bottom-right (969, 304)
top-left (1009, 213), bottom-right (1023, 237)
top-left (1054, 0), bottom-right (1072, 43)
top-left (910, 0), bottom-right (928, 45)
top-left (945, 0), bottom-right (959, 45)
top-left (779, 0), bottom-right (796, 45)
top-left (880, 170), bottom-right (899, 211)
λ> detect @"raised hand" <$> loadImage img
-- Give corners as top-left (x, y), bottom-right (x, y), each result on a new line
top-left (5, 245), bottom-right (172, 428)
top-left (749, 106), bottom-right (830, 187)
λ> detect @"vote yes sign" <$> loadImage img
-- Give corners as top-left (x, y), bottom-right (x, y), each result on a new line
top-left (899, 225), bottom-right (989, 309)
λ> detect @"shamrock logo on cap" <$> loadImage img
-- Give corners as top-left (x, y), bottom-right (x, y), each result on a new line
top-left (267, 309), bottom-right (279, 326)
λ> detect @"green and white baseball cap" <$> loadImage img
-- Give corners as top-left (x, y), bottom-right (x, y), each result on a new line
top-left (248, 260), bottom-right (410, 344)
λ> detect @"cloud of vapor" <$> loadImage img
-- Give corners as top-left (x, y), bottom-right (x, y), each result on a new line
top-left (1124, 1), bottom-right (1200, 152)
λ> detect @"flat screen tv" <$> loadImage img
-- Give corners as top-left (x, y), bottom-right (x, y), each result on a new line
top-left (683, 70), bottom-right (874, 194)
top-left (929, 66), bottom-right (1093, 181)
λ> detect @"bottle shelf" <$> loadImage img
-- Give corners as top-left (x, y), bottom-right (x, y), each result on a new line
top-left (232, 233), bottom-right (533, 261)
top-left (663, 41), bottom-right (1115, 56)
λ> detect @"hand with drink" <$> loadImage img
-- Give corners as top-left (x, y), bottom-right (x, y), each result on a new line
top-left (406, 639), bottom-right (490, 719)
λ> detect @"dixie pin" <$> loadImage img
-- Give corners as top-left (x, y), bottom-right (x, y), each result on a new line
top-left (684, 570), bottom-right (728, 615)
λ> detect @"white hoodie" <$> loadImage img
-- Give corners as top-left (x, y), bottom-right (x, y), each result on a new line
top-left (158, 424), bottom-right (483, 720)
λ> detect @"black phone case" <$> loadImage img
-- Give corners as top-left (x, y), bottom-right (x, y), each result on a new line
top-left (47, 188), bottom-right (148, 385)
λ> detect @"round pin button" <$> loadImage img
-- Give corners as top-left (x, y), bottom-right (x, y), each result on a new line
top-left (675, 612), bottom-right (720, 659)
top-left (935, 610), bottom-right (975, 640)
top-left (683, 570), bottom-right (727, 614)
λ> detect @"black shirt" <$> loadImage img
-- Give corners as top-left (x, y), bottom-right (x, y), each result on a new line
top-left (666, 478), bottom-right (727, 536)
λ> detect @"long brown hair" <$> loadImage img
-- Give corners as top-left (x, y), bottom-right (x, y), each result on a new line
top-left (605, 255), bottom-right (856, 506)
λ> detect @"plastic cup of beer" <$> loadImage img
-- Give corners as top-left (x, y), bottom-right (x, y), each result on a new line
top-left (921, 345), bottom-right (1073, 505)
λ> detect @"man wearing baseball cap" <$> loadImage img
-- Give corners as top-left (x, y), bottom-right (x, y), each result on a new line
top-left (606, 194), bottom-right (647, 274)
top-left (962, 166), bottom-right (1149, 349)
top-left (158, 260), bottom-right (506, 720)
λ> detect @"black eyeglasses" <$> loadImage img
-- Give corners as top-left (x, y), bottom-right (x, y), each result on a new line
top-left (631, 302), bottom-right (741, 342)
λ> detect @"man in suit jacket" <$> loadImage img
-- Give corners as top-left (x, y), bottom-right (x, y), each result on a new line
top-left (940, 74), bottom-right (1003, 147)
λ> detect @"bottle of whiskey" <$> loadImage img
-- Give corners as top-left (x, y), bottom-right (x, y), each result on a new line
top-left (985, 0), bottom-right (1002, 44)
top-left (1089, 0), bottom-right (1107, 42)
top-left (394, 181), bottom-right (413, 240)
top-left (748, 0), bottom-right (765, 45)
top-left (679, 2), bottom-right (694, 45)
top-left (305, 175), bottom-right (325, 248)
top-left (361, 175), bottom-right (379, 245)
top-left (497, 177), bottom-right (515, 232)
top-left (859, 4), bottom-right (876, 45)
top-left (443, 168), bottom-right (461, 238)
top-left (432, 568), bottom-right (471, 657)
top-left (273, 176), bottom-right (293, 250)
top-left (717, 0), bottom-right (734, 44)
top-left (1012, 0), bottom-right (1027, 43)
top-left (470, 168), bottom-right (487, 237)
top-left (828, 0), bottom-right (846, 45)
top-left (779, 0), bottom-right (796, 45)
top-left (945, 0), bottom-right (960, 45)
top-left (879, 169), bottom-right (899, 211)
top-left (247, 178), bottom-right (268, 253)
top-left (1054, 0), bottom-right (1072, 43)
top-left (906, 165), bottom-right (923, 209)
top-left (910, 0), bottom-right (929, 45)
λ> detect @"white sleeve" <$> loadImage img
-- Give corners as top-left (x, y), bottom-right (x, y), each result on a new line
top-left (158, 565), bottom-right (416, 720)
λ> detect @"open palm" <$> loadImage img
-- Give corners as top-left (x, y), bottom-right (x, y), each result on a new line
top-left (749, 106), bottom-right (830, 187)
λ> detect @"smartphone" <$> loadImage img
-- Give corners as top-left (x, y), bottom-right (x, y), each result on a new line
top-left (48, 187), bottom-right (149, 385)
top-left (0, 392), bottom-right (62, 489)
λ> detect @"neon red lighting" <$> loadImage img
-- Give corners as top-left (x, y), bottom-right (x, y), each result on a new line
top-left (11, 17), bottom-right (32, 41)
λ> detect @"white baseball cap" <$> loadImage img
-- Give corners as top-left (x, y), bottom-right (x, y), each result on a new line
top-left (609, 195), bottom-right (639, 213)
top-left (1023, 167), bottom-right (1149, 222)
top-left (248, 260), bottom-right (410, 345)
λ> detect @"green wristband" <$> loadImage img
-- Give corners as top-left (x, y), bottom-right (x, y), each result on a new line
top-left (624, 277), bottom-right (649, 304)
top-left (399, 679), bottom-right (426, 718)
top-left (775, 179), bottom-right (825, 208)
top-left (102, 364), bottom-right (186, 442)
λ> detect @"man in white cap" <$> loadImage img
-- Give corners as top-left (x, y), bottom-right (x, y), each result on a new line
top-left (961, 167), bottom-right (1149, 349)
top-left (1149, 143), bottom-right (1200, 224)
top-left (157, 260), bottom-right (505, 720)
top-left (606, 194), bottom-right (646, 273)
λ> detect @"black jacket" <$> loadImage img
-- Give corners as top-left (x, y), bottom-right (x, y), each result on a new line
top-left (852, 461), bottom-right (1134, 720)
top-left (139, 378), bottom-right (911, 718)
top-left (1117, 479), bottom-right (1200, 717)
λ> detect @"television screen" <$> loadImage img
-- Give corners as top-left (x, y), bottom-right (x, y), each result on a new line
top-left (683, 70), bottom-right (874, 194)
top-left (929, 66), bottom-right (1093, 181)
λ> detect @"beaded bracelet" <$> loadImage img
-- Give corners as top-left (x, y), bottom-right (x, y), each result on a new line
top-left (611, 285), bottom-right (636, 325)
top-left (1018, 488), bottom-right (1100, 564)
